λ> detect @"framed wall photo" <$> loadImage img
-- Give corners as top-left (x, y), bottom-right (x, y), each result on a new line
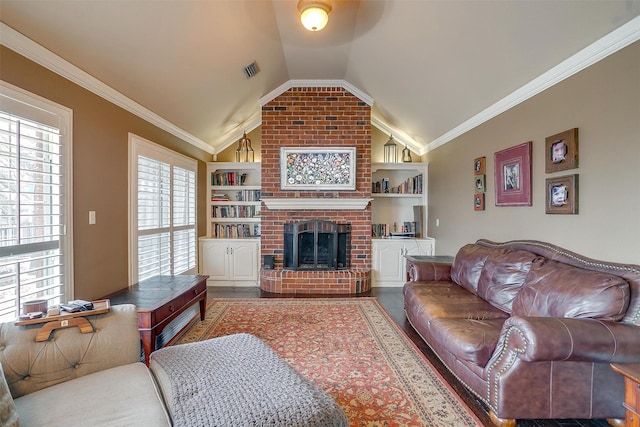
top-left (545, 128), bottom-right (578, 173)
top-left (474, 157), bottom-right (486, 175)
top-left (474, 174), bottom-right (486, 193)
top-left (546, 174), bottom-right (579, 214)
top-left (474, 193), bottom-right (485, 211)
top-left (280, 147), bottom-right (356, 190)
top-left (494, 141), bottom-right (532, 206)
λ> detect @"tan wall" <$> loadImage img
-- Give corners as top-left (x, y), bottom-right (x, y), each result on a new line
top-left (426, 41), bottom-right (640, 264)
top-left (0, 47), bottom-right (212, 300)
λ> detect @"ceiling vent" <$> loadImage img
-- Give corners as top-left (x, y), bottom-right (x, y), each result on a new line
top-left (243, 61), bottom-right (259, 79)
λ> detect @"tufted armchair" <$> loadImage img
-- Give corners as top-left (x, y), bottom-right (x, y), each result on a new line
top-left (0, 304), bottom-right (172, 426)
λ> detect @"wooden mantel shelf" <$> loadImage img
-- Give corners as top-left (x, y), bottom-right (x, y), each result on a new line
top-left (262, 198), bottom-right (372, 210)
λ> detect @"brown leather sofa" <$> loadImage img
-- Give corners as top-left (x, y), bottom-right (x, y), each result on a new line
top-left (403, 239), bottom-right (640, 427)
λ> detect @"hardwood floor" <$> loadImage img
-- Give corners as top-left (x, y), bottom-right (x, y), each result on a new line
top-left (205, 286), bottom-right (614, 427)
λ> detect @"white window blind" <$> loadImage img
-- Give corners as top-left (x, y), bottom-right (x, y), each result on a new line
top-left (0, 82), bottom-right (73, 322)
top-left (129, 134), bottom-right (197, 284)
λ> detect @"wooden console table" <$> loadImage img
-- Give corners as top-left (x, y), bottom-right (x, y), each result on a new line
top-left (611, 363), bottom-right (640, 427)
top-left (107, 275), bottom-right (208, 365)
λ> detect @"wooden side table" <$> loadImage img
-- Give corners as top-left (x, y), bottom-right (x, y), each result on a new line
top-left (611, 363), bottom-right (640, 427)
top-left (107, 275), bottom-right (208, 365)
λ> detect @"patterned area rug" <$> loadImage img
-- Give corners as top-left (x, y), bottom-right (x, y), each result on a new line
top-left (172, 298), bottom-right (482, 427)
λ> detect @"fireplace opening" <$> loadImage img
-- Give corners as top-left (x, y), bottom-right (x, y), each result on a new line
top-left (284, 221), bottom-right (351, 271)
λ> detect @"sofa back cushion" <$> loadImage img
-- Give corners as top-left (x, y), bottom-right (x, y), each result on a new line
top-left (512, 257), bottom-right (631, 320)
top-left (477, 249), bottom-right (537, 313)
top-left (450, 244), bottom-right (494, 294)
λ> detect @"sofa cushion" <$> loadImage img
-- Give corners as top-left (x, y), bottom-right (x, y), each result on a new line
top-left (450, 244), bottom-right (495, 294)
top-left (477, 250), bottom-right (537, 313)
top-left (404, 281), bottom-right (509, 321)
top-left (14, 362), bottom-right (171, 427)
top-left (427, 318), bottom-right (507, 367)
top-left (512, 258), bottom-right (631, 321)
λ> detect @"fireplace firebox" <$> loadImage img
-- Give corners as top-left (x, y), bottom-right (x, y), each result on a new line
top-left (284, 221), bottom-right (351, 271)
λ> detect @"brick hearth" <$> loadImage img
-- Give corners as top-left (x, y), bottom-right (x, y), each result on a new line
top-left (260, 86), bottom-right (372, 294)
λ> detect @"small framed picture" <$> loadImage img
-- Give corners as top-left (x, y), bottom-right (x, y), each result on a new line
top-left (474, 193), bottom-right (485, 211)
top-left (474, 157), bottom-right (486, 175)
top-left (474, 174), bottom-right (486, 193)
top-left (546, 174), bottom-right (578, 214)
top-left (545, 128), bottom-right (578, 173)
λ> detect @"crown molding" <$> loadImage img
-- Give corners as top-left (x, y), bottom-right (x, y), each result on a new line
top-left (425, 15), bottom-right (640, 154)
top-left (370, 116), bottom-right (422, 154)
top-left (0, 22), bottom-right (215, 154)
top-left (259, 79), bottom-right (374, 106)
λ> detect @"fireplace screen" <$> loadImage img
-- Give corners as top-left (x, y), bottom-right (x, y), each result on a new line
top-left (284, 221), bottom-right (351, 271)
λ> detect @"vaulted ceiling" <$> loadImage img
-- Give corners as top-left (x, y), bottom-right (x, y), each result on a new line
top-left (1, 0), bottom-right (639, 155)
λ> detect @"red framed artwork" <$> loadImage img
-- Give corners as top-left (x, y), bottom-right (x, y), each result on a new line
top-left (494, 141), bottom-right (532, 206)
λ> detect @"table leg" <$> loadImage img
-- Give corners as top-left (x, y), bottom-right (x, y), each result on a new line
top-left (140, 330), bottom-right (153, 366)
top-left (199, 294), bottom-right (206, 321)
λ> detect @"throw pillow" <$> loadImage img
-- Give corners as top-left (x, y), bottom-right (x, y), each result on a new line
top-left (476, 249), bottom-right (537, 313)
top-left (512, 257), bottom-right (630, 321)
top-left (0, 362), bottom-right (20, 427)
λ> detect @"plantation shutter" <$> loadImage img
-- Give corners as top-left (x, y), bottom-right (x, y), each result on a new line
top-left (130, 134), bottom-right (197, 284)
top-left (0, 84), bottom-right (72, 322)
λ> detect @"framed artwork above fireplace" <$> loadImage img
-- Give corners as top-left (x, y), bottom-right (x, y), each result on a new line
top-left (281, 147), bottom-right (356, 190)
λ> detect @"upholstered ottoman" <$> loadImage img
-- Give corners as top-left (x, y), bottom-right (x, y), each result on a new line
top-left (149, 333), bottom-right (348, 427)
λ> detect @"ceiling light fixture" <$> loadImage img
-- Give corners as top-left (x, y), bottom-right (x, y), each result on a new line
top-left (298, 0), bottom-right (332, 32)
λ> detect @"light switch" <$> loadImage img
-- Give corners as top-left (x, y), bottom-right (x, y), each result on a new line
top-left (89, 210), bottom-right (96, 225)
top-left (436, 218), bottom-right (440, 227)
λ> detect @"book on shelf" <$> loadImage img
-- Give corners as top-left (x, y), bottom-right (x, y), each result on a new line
top-left (212, 205), bottom-right (259, 219)
top-left (372, 221), bottom-right (418, 238)
top-left (211, 193), bottom-right (229, 201)
top-left (372, 174), bottom-right (423, 194)
top-left (235, 189), bottom-right (261, 201)
top-left (213, 223), bottom-right (255, 238)
top-left (212, 172), bottom-right (248, 186)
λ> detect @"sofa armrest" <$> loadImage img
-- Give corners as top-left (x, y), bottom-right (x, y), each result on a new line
top-left (407, 261), bottom-right (452, 282)
top-left (0, 304), bottom-right (141, 398)
top-left (495, 316), bottom-right (640, 363)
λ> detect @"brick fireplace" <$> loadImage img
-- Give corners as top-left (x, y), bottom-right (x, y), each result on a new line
top-left (260, 85), bottom-right (372, 294)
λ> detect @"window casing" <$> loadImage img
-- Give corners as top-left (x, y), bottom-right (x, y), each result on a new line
top-left (0, 81), bottom-right (73, 322)
top-left (129, 134), bottom-right (197, 284)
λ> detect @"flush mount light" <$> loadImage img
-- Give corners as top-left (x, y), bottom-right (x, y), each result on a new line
top-left (297, 0), bottom-right (332, 32)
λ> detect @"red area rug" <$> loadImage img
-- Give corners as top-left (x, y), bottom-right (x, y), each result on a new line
top-left (172, 298), bottom-right (482, 427)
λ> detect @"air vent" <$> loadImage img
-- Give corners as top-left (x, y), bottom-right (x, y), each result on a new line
top-left (243, 61), bottom-right (259, 79)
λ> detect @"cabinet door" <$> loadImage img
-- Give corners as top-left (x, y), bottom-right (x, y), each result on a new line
top-left (199, 240), bottom-right (230, 280)
top-left (404, 239), bottom-right (434, 257)
top-left (229, 240), bottom-right (259, 281)
top-left (372, 240), bottom-right (405, 284)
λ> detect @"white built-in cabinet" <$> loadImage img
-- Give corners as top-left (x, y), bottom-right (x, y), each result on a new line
top-left (199, 161), bottom-right (261, 286)
top-left (199, 238), bottom-right (259, 286)
top-left (371, 162), bottom-right (433, 287)
top-left (372, 238), bottom-right (435, 287)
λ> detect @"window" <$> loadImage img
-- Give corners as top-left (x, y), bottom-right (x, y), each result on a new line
top-left (0, 81), bottom-right (73, 322)
top-left (129, 134), bottom-right (197, 284)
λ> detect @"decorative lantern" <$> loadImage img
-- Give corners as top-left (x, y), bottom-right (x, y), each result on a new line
top-left (402, 144), bottom-right (412, 163)
top-left (383, 134), bottom-right (398, 163)
top-left (235, 132), bottom-right (254, 162)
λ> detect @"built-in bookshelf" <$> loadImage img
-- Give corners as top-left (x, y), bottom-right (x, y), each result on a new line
top-left (371, 163), bottom-right (427, 239)
top-left (207, 162), bottom-right (261, 239)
